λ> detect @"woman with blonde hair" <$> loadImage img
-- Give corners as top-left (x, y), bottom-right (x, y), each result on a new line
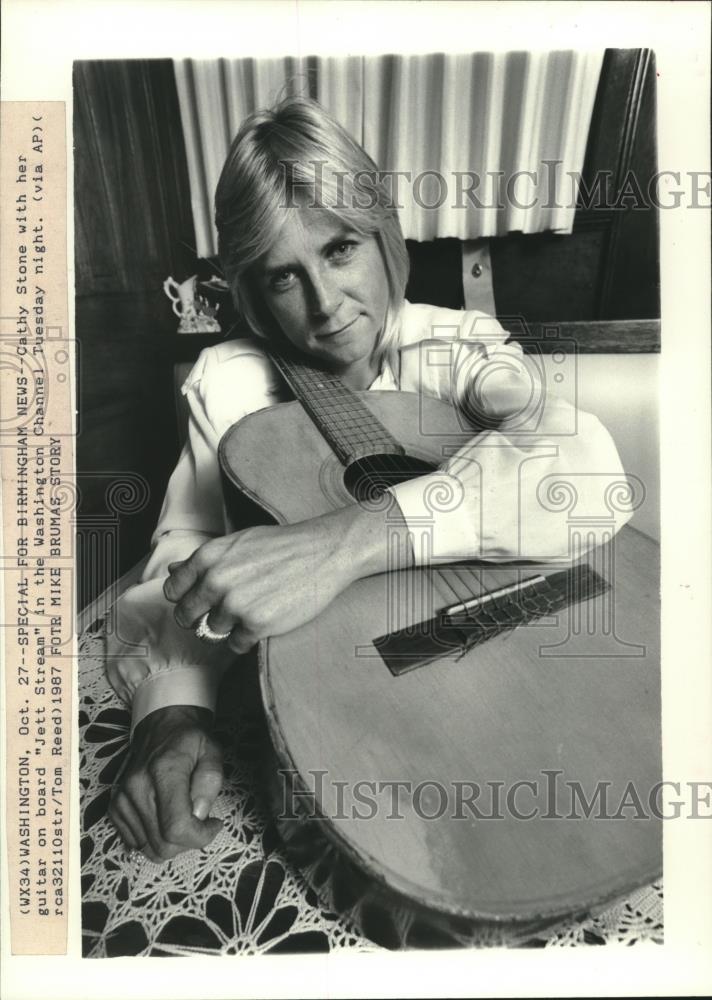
top-left (106, 97), bottom-right (630, 863)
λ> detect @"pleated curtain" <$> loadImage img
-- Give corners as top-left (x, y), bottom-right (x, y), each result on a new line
top-left (174, 51), bottom-right (604, 260)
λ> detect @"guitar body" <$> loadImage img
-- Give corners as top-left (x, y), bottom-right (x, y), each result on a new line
top-left (219, 390), bottom-right (661, 925)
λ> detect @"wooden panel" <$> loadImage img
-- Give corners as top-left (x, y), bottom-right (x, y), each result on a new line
top-left (405, 238), bottom-right (464, 309)
top-left (462, 239), bottom-right (496, 314)
top-left (491, 229), bottom-right (607, 322)
top-left (500, 319), bottom-right (660, 354)
top-left (597, 50), bottom-right (660, 320)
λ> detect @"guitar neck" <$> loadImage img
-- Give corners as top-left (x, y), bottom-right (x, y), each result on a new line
top-left (269, 350), bottom-right (405, 465)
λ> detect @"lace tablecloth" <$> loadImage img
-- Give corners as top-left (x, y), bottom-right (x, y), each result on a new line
top-left (79, 616), bottom-right (663, 957)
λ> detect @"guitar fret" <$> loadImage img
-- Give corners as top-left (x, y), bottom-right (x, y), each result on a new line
top-left (271, 349), bottom-right (404, 461)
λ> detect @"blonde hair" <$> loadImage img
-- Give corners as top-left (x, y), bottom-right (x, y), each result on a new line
top-left (214, 97), bottom-right (409, 364)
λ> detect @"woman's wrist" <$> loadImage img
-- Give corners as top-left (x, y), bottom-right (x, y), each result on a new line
top-left (328, 500), bottom-right (414, 584)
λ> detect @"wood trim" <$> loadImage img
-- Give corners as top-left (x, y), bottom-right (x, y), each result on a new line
top-left (462, 239), bottom-right (496, 315)
top-left (499, 318), bottom-right (660, 353)
top-left (598, 49), bottom-right (657, 318)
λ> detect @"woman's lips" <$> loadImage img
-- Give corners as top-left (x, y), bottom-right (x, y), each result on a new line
top-left (316, 316), bottom-right (359, 339)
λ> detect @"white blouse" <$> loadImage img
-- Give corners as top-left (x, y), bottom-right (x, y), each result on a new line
top-left (105, 301), bottom-right (632, 730)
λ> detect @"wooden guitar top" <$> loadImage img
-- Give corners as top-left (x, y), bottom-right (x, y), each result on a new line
top-left (220, 391), bottom-right (661, 922)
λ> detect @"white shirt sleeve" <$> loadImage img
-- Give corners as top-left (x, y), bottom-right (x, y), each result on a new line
top-left (389, 306), bottom-right (634, 564)
top-left (104, 342), bottom-right (282, 733)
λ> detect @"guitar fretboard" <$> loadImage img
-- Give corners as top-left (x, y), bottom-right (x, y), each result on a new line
top-left (269, 349), bottom-right (405, 465)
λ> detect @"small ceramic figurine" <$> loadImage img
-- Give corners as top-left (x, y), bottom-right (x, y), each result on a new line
top-left (163, 275), bottom-right (221, 333)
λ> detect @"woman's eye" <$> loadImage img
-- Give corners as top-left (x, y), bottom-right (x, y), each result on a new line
top-left (271, 269), bottom-right (296, 290)
top-left (330, 241), bottom-right (357, 261)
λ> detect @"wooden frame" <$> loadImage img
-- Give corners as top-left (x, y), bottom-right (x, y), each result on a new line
top-left (500, 318), bottom-right (661, 354)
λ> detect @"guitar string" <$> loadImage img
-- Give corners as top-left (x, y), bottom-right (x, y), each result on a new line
top-left (451, 565), bottom-right (488, 601)
top-left (443, 566), bottom-right (474, 598)
top-left (427, 568), bottom-right (465, 606)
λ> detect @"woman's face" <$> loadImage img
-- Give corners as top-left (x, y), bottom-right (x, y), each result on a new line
top-left (254, 208), bottom-right (390, 385)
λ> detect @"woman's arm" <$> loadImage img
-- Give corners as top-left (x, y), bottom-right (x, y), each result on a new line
top-left (389, 349), bottom-right (633, 565)
top-left (391, 305), bottom-right (634, 564)
top-left (105, 441), bottom-right (232, 734)
top-left (105, 343), bottom-right (283, 860)
top-left (104, 420), bottom-right (235, 862)
top-left (106, 341), bottom-right (284, 728)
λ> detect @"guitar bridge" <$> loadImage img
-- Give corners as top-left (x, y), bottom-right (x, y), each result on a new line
top-left (372, 564), bottom-right (611, 676)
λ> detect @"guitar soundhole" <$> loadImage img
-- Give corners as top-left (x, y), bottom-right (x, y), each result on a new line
top-left (344, 452), bottom-right (436, 504)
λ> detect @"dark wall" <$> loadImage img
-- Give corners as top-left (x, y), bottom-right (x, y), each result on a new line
top-left (74, 60), bottom-right (197, 610)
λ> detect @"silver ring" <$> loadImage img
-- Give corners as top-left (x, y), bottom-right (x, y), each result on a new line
top-left (128, 849), bottom-right (143, 862)
top-left (194, 610), bottom-right (232, 644)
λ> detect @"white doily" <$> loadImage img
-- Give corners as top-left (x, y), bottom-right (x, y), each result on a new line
top-left (79, 618), bottom-right (663, 957)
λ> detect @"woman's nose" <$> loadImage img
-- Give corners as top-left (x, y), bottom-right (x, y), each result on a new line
top-left (307, 267), bottom-right (344, 319)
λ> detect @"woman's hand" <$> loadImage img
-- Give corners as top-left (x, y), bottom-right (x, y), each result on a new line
top-left (109, 705), bottom-right (223, 863)
top-left (164, 504), bottom-right (409, 653)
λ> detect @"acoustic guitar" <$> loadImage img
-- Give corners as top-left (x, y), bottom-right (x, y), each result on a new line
top-left (218, 348), bottom-right (661, 928)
